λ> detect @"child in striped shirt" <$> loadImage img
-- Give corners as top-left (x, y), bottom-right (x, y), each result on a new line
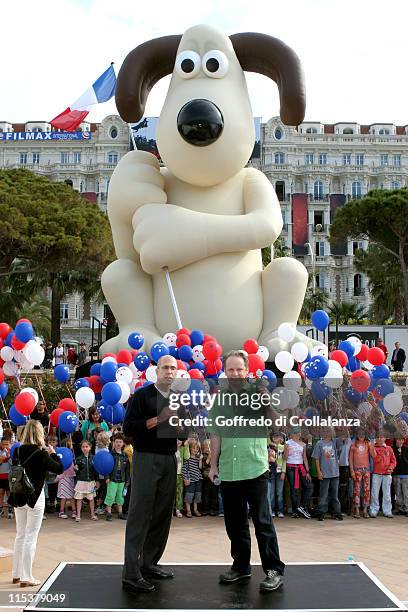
top-left (182, 440), bottom-right (203, 518)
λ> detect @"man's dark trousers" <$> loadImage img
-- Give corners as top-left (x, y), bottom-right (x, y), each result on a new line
top-left (221, 471), bottom-right (285, 575)
top-left (122, 451), bottom-right (177, 583)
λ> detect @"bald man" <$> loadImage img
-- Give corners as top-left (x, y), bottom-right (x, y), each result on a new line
top-left (122, 355), bottom-right (178, 593)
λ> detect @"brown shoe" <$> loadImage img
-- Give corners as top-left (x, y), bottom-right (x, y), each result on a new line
top-left (20, 579), bottom-right (41, 588)
top-left (362, 507), bottom-right (369, 519)
top-left (352, 504), bottom-right (360, 519)
top-left (193, 511), bottom-right (202, 517)
top-left (12, 578), bottom-right (20, 584)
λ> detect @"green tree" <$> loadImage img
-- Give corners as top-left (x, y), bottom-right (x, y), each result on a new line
top-left (328, 302), bottom-right (367, 342)
top-left (330, 188), bottom-right (408, 316)
top-left (262, 238), bottom-right (290, 267)
top-left (299, 284), bottom-right (329, 324)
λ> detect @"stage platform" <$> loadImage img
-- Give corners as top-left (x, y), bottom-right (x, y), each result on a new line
top-left (25, 562), bottom-right (406, 612)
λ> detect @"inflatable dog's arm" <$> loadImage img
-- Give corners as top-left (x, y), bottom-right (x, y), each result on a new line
top-left (132, 167), bottom-right (283, 275)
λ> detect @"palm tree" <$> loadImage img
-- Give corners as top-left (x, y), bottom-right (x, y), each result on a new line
top-left (328, 302), bottom-right (367, 343)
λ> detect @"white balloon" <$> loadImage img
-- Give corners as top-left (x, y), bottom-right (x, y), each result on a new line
top-left (34, 336), bottom-right (43, 344)
top-left (171, 370), bottom-right (191, 392)
top-left (324, 368), bottom-right (344, 389)
top-left (145, 365), bottom-right (158, 383)
top-left (283, 371), bottom-right (302, 391)
top-left (362, 360), bottom-right (374, 371)
top-left (20, 357), bottom-right (34, 371)
top-left (192, 345), bottom-right (205, 363)
top-left (1, 346), bottom-right (14, 361)
top-left (162, 333), bottom-right (177, 347)
top-left (357, 401), bottom-right (372, 418)
top-left (291, 342), bottom-right (309, 363)
top-left (3, 361), bottom-right (19, 377)
top-left (75, 387), bottom-right (95, 409)
top-left (328, 359), bottom-right (342, 372)
top-left (278, 323), bottom-right (296, 343)
top-left (20, 387), bottom-right (39, 405)
top-left (310, 344), bottom-right (329, 358)
top-left (117, 381), bottom-right (131, 403)
top-left (101, 356), bottom-right (117, 365)
top-left (23, 340), bottom-right (44, 366)
top-left (272, 387), bottom-right (291, 410)
top-left (383, 392), bottom-right (403, 416)
top-left (257, 346), bottom-right (270, 361)
top-left (128, 379), bottom-right (137, 394)
top-left (347, 336), bottom-right (363, 357)
top-left (116, 366), bottom-right (133, 385)
top-left (275, 351), bottom-right (294, 373)
top-left (287, 389), bottom-right (300, 409)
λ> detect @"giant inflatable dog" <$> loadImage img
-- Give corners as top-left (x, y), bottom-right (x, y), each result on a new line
top-left (101, 24), bottom-right (317, 357)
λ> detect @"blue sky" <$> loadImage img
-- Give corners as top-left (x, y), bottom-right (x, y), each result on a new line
top-left (1, 0), bottom-right (407, 125)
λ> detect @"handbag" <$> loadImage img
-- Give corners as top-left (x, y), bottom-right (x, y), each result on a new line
top-left (9, 447), bottom-right (42, 495)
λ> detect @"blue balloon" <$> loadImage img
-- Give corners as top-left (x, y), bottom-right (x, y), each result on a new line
top-left (90, 363), bottom-right (101, 376)
top-left (100, 361), bottom-right (118, 382)
top-left (142, 380), bottom-right (154, 387)
top-left (14, 322), bottom-right (34, 343)
top-left (378, 400), bottom-right (386, 415)
top-left (10, 441), bottom-right (21, 459)
top-left (9, 404), bottom-right (28, 426)
top-left (104, 403), bottom-right (125, 424)
top-left (184, 379), bottom-right (206, 405)
top-left (312, 380), bottom-right (331, 401)
top-left (5, 331), bottom-right (14, 347)
top-left (97, 399), bottom-right (108, 419)
top-left (368, 373), bottom-right (376, 391)
top-left (179, 345), bottom-right (193, 362)
top-left (190, 330), bottom-right (205, 347)
top-left (55, 447), bottom-right (74, 470)
top-left (305, 407), bottom-right (317, 419)
top-left (93, 450), bottom-right (114, 476)
top-left (102, 381), bottom-right (122, 405)
top-left (307, 355), bottom-right (329, 378)
top-left (398, 412), bottom-right (408, 424)
top-left (345, 386), bottom-right (362, 404)
top-left (338, 341), bottom-right (355, 358)
top-left (311, 310), bottom-right (330, 331)
top-left (151, 342), bottom-right (170, 363)
top-left (54, 364), bottom-right (70, 383)
top-left (372, 364), bottom-right (390, 379)
top-left (73, 377), bottom-right (90, 390)
top-left (375, 378), bottom-right (394, 397)
top-left (190, 362), bottom-right (205, 372)
top-left (261, 369), bottom-right (277, 390)
top-left (168, 346), bottom-right (179, 359)
top-left (0, 382), bottom-right (8, 399)
top-left (134, 352), bottom-right (150, 371)
top-left (182, 361), bottom-right (190, 371)
top-left (346, 356), bottom-right (360, 372)
top-left (128, 332), bottom-right (144, 350)
top-left (58, 411), bottom-right (78, 434)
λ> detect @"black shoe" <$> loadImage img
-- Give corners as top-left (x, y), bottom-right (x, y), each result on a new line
top-left (118, 512), bottom-right (127, 520)
top-left (219, 569), bottom-right (251, 583)
top-left (106, 512), bottom-right (113, 522)
top-left (260, 570), bottom-right (283, 592)
top-left (317, 513), bottom-right (325, 521)
top-left (334, 514), bottom-right (343, 521)
top-left (291, 512), bottom-right (299, 518)
top-left (141, 565), bottom-right (174, 579)
top-left (297, 506), bottom-right (311, 519)
top-left (122, 578), bottom-right (155, 593)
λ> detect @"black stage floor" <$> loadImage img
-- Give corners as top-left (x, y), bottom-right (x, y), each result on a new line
top-left (25, 562), bottom-right (405, 612)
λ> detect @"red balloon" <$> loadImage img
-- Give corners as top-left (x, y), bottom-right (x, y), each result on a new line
top-left (177, 327), bottom-right (191, 337)
top-left (0, 358), bottom-right (4, 368)
top-left (58, 398), bottom-right (77, 413)
top-left (331, 350), bottom-right (348, 368)
top-left (0, 338), bottom-right (4, 350)
top-left (204, 360), bottom-right (218, 375)
top-left (116, 349), bottom-right (133, 365)
top-left (176, 334), bottom-right (191, 348)
top-left (102, 352), bottom-right (116, 359)
top-left (202, 341), bottom-right (222, 361)
top-left (15, 392), bottom-right (36, 416)
top-left (367, 347), bottom-right (385, 366)
top-left (248, 353), bottom-right (265, 375)
top-left (17, 318), bottom-right (32, 325)
top-left (0, 323), bottom-right (12, 339)
top-left (243, 338), bottom-right (259, 355)
top-left (356, 344), bottom-right (369, 362)
top-left (204, 335), bottom-right (217, 344)
top-left (189, 369), bottom-right (204, 380)
top-left (176, 360), bottom-right (187, 371)
top-left (88, 375), bottom-right (103, 394)
top-left (11, 335), bottom-right (26, 351)
top-left (372, 389), bottom-right (382, 401)
top-left (350, 369), bottom-right (370, 393)
top-left (50, 408), bottom-right (64, 427)
top-left (130, 349), bottom-right (138, 358)
top-left (0, 368), bottom-right (4, 385)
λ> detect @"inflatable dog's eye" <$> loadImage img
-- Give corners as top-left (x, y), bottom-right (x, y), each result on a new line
top-left (202, 50), bottom-right (229, 78)
top-left (175, 51), bottom-right (201, 79)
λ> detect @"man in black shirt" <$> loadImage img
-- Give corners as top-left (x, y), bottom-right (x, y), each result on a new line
top-left (30, 400), bottom-right (50, 430)
top-left (391, 341), bottom-right (406, 372)
top-left (122, 354), bottom-right (178, 593)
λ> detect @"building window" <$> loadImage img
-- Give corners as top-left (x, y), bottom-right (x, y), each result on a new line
top-left (19, 152), bottom-right (28, 164)
top-left (380, 154), bottom-right (388, 166)
top-left (75, 303), bottom-right (81, 319)
top-left (313, 180), bottom-right (324, 201)
top-left (73, 152), bottom-right (81, 163)
top-left (352, 181), bottom-right (362, 199)
top-left (110, 127), bottom-right (118, 139)
top-left (32, 153), bottom-right (40, 164)
top-left (356, 154), bottom-right (364, 166)
top-left (318, 153), bottom-right (327, 165)
top-left (60, 303), bottom-right (69, 320)
top-left (353, 274), bottom-right (363, 296)
top-left (379, 128), bottom-right (390, 135)
top-left (343, 154), bottom-right (351, 165)
top-left (275, 181), bottom-right (285, 201)
top-left (60, 152), bottom-right (69, 164)
top-left (315, 273), bottom-right (325, 288)
top-left (315, 241), bottom-right (325, 256)
top-left (393, 154), bottom-right (401, 166)
top-left (108, 151), bottom-right (118, 164)
top-left (305, 153), bottom-right (314, 164)
top-left (391, 181), bottom-right (400, 190)
top-left (306, 127), bottom-right (317, 134)
top-left (353, 241), bottom-right (364, 254)
top-left (343, 128), bottom-right (354, 134)
top-left (274, 128), bottom-right (283, 140)
top-left (274, 152), bottom-right (284, 164)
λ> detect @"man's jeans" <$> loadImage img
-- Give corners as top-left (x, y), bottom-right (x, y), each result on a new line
top-left (370, 474), bottom-right (392, 516)
top-left (268, 472), bottom-right (284, 514)
top-left (318, 477), bottom-right (341, 515)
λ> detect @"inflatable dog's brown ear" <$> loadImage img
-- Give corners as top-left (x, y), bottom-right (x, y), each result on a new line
top-left (116, 35), bottom-right (182, 122)
top-left (230, 33), bottom-right (305, 126)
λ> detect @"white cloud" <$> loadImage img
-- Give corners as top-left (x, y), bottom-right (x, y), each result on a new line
top-left (1, 0), bottom-right (407, 124)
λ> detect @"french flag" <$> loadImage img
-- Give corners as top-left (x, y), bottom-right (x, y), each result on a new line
top-left (50, 64), bottom-right (116, 132)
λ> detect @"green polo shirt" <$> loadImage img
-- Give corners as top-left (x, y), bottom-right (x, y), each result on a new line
top-left (207, 382), bottom-right (269, 482)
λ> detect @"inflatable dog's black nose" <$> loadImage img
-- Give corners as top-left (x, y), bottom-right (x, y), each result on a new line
top-left (177, 99), bottom-right (223, 146)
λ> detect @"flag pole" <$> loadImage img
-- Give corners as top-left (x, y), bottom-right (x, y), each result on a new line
top-left (127, 121), bottom-right (183, 330)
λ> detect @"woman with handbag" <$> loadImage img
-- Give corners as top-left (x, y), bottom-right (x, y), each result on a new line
top-left (8, 420), bottom-right (63, 588)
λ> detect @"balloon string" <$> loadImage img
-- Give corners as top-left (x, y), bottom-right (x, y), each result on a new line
top-left (65, 383), bottom-right (74, 400)
top-left (34, 374), bottom-right (49, 412)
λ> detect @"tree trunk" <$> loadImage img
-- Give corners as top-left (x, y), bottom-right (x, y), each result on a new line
top-left (51, 278), bottom-right (62, 345)
top-left (398, 240), bottom-right (408, 323)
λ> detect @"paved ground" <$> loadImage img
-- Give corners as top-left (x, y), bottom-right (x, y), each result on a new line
top-left (1, 512), bottom-right (407, 610)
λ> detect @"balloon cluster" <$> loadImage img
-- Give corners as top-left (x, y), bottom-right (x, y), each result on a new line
top-left (0, 319), bottom-right (45, 391)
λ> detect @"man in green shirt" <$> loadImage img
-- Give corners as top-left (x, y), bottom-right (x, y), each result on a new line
top-left (208, 350), bottom-right (284, 592)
